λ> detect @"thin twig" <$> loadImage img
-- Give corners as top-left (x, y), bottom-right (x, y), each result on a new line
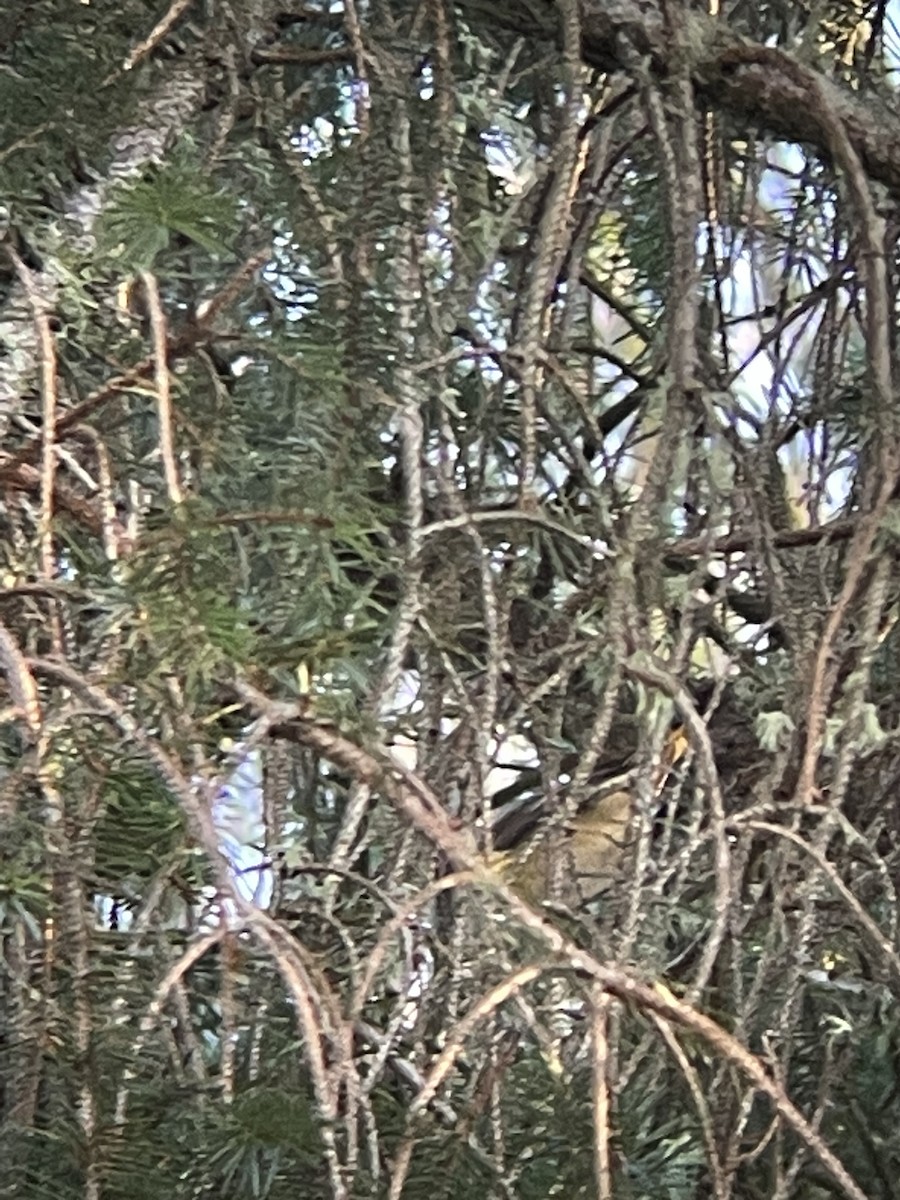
top-left (8, 246), bottom-right (58, 585)
top-left (590, 988), bottom-right (614, 1200)
top-left (123, 0), bottom-right (197, 72)
top-left (140, 270), bottom-right (184, 505)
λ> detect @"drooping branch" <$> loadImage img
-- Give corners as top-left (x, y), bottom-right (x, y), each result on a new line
top-left (231, 677), bottom-right (868, 1200)
top-left (454, 0), bottom-right (900, 200)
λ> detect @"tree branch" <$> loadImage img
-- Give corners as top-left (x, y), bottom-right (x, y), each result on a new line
top-left (456, 0), bottom-right (900, 200)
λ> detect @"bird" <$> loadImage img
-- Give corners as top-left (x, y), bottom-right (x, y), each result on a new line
top-left (485, 726), bottom-right (689, 906)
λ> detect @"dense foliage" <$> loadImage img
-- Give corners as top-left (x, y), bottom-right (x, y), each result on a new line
top-left (2, 2), bottom-right (900, 1198)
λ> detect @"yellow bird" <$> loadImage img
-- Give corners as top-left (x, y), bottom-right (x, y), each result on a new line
top-left (487, 727), bottom-right (689, 906)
